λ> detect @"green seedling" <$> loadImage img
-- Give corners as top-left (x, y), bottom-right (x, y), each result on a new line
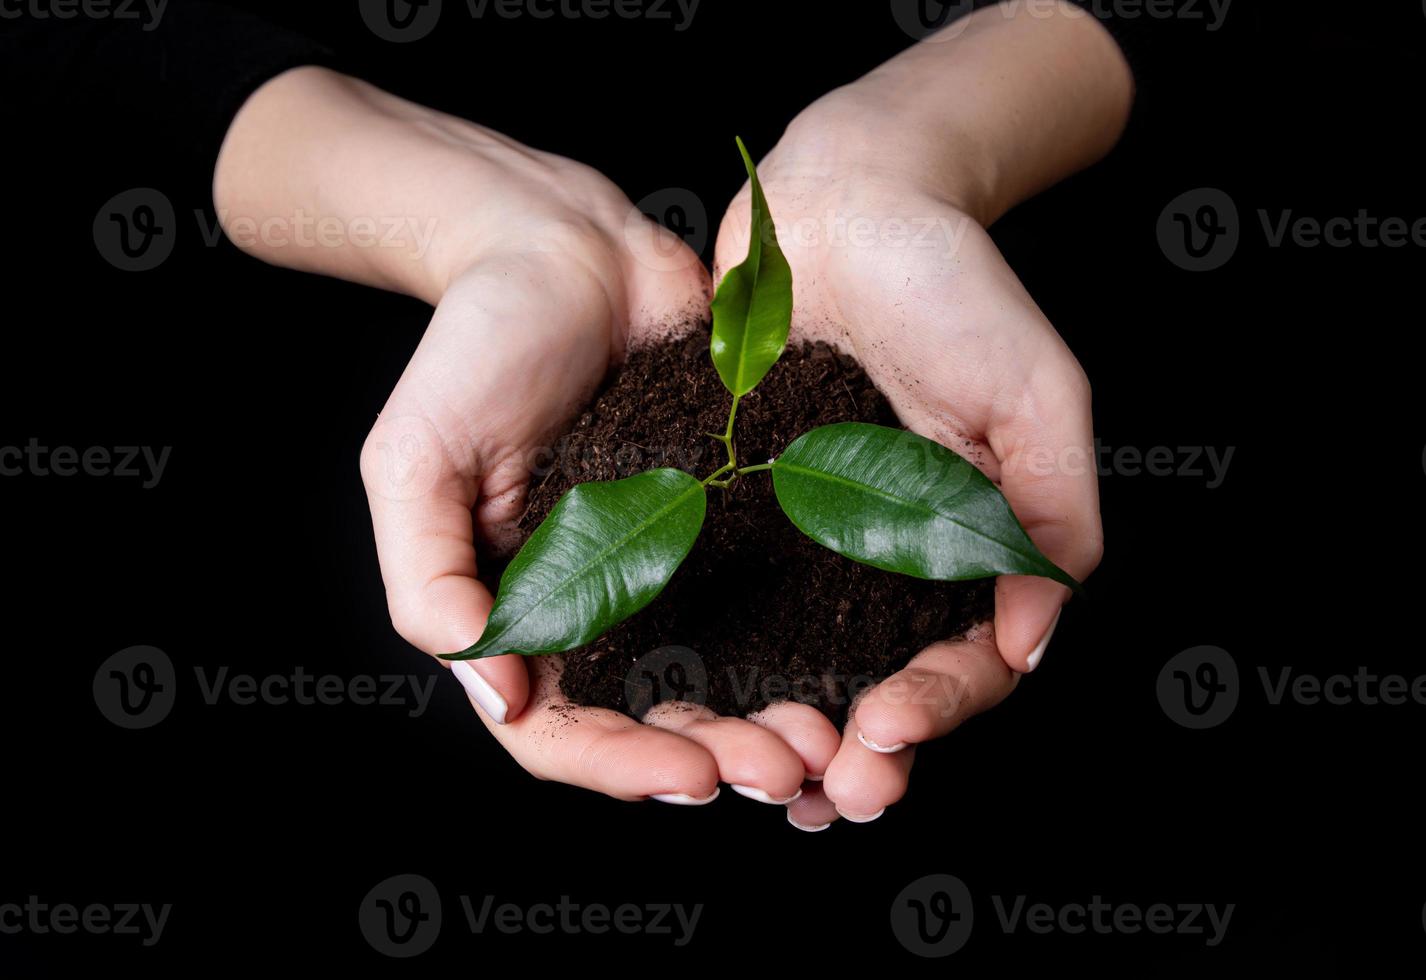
top-left (444, 138), bottom-right (1078, 663)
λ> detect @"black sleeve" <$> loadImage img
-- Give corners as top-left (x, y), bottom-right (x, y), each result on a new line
top-left (0, 1), bottom-right (335, 207)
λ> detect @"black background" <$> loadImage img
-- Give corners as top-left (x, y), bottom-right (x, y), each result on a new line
top-left (3, 0), bottom-right (1423, 971)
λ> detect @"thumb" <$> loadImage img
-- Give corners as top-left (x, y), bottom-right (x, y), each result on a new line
top-left (988, 357), bottom-right (1103, 673)
top-left (359, 410), bottom-right (530, 723)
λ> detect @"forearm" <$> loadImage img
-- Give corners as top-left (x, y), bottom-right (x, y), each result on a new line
top-left (787, 1), bottom-right (1133, 225)
top-left (213, 66), bottom-right (520, 305)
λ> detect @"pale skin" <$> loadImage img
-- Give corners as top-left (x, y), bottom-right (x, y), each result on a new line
top-left (213, 2), bottom-right (1130, 826)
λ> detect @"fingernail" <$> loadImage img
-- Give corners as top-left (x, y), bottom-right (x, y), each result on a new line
top-left (787, 811), bottom-right (831, 833)
top-left (450, 660), bottom-right (508, 725)
top-left (857, 732), bottom-right (907, 754)
top-left (651, 789), bottom-right (720, 806)
top-left (731, 784), bottom-right (802, 805)
top-left (1025, 608), bottom-right (1063, 672)
top-left (805, 773), bottom-right (824, 782)
top-left (835, 806), bottom-right (886, 824)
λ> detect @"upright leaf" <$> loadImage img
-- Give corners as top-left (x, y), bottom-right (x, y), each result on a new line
top-left (771, 423), bottom-right (1081, 591)
top-left (443, 469), bottom-right (706, 660)
top-left (709, 136), bottom-right (793, 396)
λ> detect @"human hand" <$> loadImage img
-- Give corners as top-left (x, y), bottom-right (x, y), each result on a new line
top-left (710, 1), bottom-right (1129, 826)
top-left (215, 67), bottom-right (841, 803)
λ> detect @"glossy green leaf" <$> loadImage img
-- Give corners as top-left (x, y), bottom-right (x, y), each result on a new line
top-left (771, 423), bottom-right (1081, 591)
top-left (709, 136), bottom-right (793, 397)
top-left (443, 469), bottom-right (706, 660)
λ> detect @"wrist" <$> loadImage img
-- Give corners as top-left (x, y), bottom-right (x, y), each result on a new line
top-left (214, 67), bottom-right (580, 306)
top-left (769, 86), bottom-right (1001, 227)
top-left (769, 1), bottom-right (1132, 227)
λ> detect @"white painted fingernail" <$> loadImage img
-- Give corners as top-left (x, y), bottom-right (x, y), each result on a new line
top-left (731, 784), bottom-right (802, 805)
top-left (1025, 608), bottom-right (1063, 672)
top-left (651, 789), bottom-right (720, 806)
top-left (835, 807), bottom-right (886, 824)
top-left (787, 811), bottom-right (831, 832)
top-left (857, 732), bottom-right (907, 754)
top-left (450, 660), bottom-right (508, 725)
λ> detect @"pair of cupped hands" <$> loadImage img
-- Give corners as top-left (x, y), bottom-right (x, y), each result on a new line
top-left (217, 7), bottom-right (1125, 830)
top-left (355, 107), bottom-right (1100, 831)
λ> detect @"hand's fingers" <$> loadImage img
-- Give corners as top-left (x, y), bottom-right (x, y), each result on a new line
top-left (786, 782), bottom-right (839, 833)
top-left (619, 211), bottom-right (714, 348)
top-left (851, 626), bottom-right (1017, 753)
top-left (822, 718), bottom-right (915, 824)
top-left (822, 628), bottom-right (1016, 821)
top-left (360, 411), bottom-right (529, 724)
top-left (746, 701), bottom-right (842, 782)
top-left (988, 346), bottom-right (1103, 672)
top-left (358, 254), bottom-right (628, 723)
top-left (643, 703), bottom-right (808, 804)
top-left (475, 657), bottom-right (721, 802)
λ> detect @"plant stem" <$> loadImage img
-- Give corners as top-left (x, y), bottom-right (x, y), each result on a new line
top-left (724, 393), bottom-right (741, 444)
top-left (700, 462), bottom-right (735, 486)
top-left (736, 462), bottom-right (773, 475)
top-left (701, 392), bottom-right (743, 486)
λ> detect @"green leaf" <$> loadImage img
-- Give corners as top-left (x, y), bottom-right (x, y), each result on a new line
top-left (771, 423), bottom-right (1081, 591)
top-left (709, 136), bottom-right (793, 397)
top-left (442, 469), bottom-right (706, 660)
